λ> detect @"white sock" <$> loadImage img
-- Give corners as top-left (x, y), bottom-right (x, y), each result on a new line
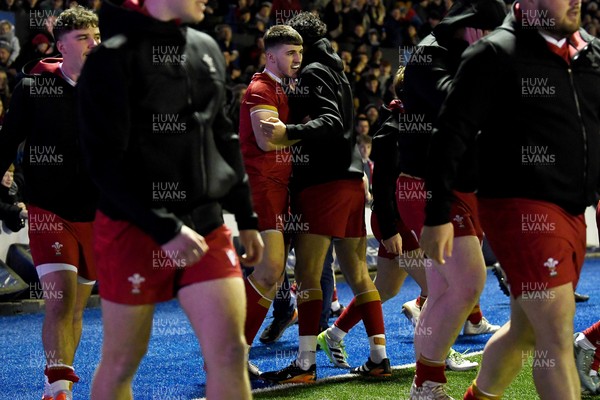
top-left (297, 335), bottom-right (316, 370)
top-left (331, 300), bottom-right (341, 312)
top-left (369, 334), bottom-right (387, 363)
top-left (50, 379), bottom-right (73, 395)
top-left (576, 332), bottom-right (597, 351)
top-left (328, 325), bottom-right (347, 342)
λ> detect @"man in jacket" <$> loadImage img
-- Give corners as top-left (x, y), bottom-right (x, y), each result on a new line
top-left (0, 6), bottom-right (99, 400)
top-left (420, 0), bottom-right (600, 398)
top-left (261, 11), bottom-right (389, 383)
top-left (77, 0), bottom-right (263, 398)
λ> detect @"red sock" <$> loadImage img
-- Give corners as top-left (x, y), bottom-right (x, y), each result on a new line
top-left (334, 297), bottom-right (361, 332)
top-left (332, 286), bottom-right (338, 302)
top-left (45, 365), bottom-right (80, 384)
top-left (355, 291), bottom-right (384, 336)
top-left (243, 276), bottom-right (273, 345)
top-left (583, 321), bottom-right (600, 348)
top-left (297, 289), bottom-right (323, 336)
top-left (467, 303), bottom-right (483, 324)
top-left (416, 294), bottom-right (427, 309)
top-left (464, 385), bottom-right (477, 400)
top-left (464, 381), bottom-right (501, 399)
top-left (415, 356), bottom-right (446, 387)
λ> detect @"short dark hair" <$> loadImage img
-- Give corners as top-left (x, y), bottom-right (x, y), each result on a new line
top-left (286, 12), bottom-right (327, 45)
top-left (356, 135), bottom-right (372, 145)
top-left (263, 25), bottom-right (303, 50)
top-left (52, 6), bottom-right (98, 42)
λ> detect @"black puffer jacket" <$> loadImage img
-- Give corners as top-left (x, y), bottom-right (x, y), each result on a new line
top-left (425, 8), bottom-right (600, 225)
top-left (78, 0), bottom-right (257, 244)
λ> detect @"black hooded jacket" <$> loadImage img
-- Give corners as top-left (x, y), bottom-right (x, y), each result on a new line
top-left (285, 38), bottom-right (363, 191)
top-left (0, 58), bottom-right (97, 222)
top-left (78, 1), bottom-right (258, 244)
top-left (425, 7), bottom-right (600, 225)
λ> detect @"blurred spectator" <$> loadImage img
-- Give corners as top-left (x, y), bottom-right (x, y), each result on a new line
top-left (358, 74), bottom-right (382, 112)
top-left (215, 24), bottom-right (240, 70)
top-left (357, 134), bottom-right (373, 203)
top-left (0, 164), bottom-right (27, 233)
top-left (13, 32), bottom-right (55, 74)
top-left (323, 0), bottom-right (343, 38)
top-left (270, 0), bottom-right (301, 24)
top-left (39, 0), bottom-right (64, 14)
top-left (0, 20), bottom-right (20, 65)
top-left (364, 103), bottom-right (379, 127)
top-left (255, 1), bottom-right (272, 27)
top-left (0, 69), bottom-right (10, 106)
top-left (366, 0), bottom-right (386, 31)
top-left (355, 115), bottom-right (371, 137)
top-left (342, 23), bottom-right (369, 52)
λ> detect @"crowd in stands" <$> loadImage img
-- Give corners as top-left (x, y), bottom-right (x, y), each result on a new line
top-left (0, 0), bottom-right (598, 130)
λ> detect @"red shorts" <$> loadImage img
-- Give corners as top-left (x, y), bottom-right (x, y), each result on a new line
top-left (28, 205), bottom-right (96, 283)
top-left (370, 212), bottom-right (419, 259)
top-left (293, 179), bottom-right (366, 238)
top-left (479, 198), bottom-right (586, 298)
top-left (93, 211), bottom-right (242, 305)
top-left (248, 173), bottom-right (289, 232)
top-left (395, 176), bottom-right (483, 241)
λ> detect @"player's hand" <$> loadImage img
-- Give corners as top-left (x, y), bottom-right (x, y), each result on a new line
top-left (261, 117), bottom-right (287, 143)
top-left (419, 223), bottom-right (453, 265)
top-left (19, 209), bottom-right (28, 219)
top-left (382, 233), bottom-right (402, 255)
top-left (161, 225), bottom-right (209, 266)
top-left (238, 229), bottom-right (264, 267)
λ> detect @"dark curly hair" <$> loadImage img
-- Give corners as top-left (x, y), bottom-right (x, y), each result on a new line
top-left (52, 6), bottom-right (98, 42)
top-left (286, 12), bottom-right (327, 46)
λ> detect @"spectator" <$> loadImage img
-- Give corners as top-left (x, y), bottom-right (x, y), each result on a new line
top-left (0, 164), bottom-right (26, 233)
top-left (355, 115), bottom-right (370, 137)
top-left (0, 20), bottom-right (20, 65)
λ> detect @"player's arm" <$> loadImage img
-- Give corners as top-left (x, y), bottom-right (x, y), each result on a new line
top-left (250, 106), bottom-right (299, 151)
top-left (284, 67), bottom-right (346, 141)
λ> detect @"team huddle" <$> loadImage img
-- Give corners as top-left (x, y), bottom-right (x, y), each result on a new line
top-left (0, 0), bottom-right (599, 399)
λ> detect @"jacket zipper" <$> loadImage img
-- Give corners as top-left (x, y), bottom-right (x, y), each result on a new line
top-left (567, 65), bottom-right (588, 196)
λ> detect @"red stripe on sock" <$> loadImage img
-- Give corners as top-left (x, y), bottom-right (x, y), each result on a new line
top-left (45, 366), bottom-right (79, 384)
top-left (415, 359), bottom-right (446, 387)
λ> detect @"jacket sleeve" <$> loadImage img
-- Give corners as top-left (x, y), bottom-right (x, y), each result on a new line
top-left (77, 45), bottom-right (183, 245)
top-left (424, 41), bottom-right (501, 226)
top-left (371, 117), bottom-right (401, 240)
top-left (406, 45), bottom-right (454, 112)
top-left (0, 79), bottom-right (30, 177)
top-left (207, 38), bottom-right (258, 231)
top-left (286, 66), bottom-right (346, 141)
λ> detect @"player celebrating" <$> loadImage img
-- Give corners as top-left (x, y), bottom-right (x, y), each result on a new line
top-left (239, 24), bottom-right (303, 377)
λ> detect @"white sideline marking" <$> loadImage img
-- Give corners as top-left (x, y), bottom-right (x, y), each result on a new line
top-left (195, 351), bottom-right (484, 399)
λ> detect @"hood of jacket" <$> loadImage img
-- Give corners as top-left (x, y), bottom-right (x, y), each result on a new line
top-left (433, 0), bottom-right (506, 45)
top-left (302, 37), bottom-right (344, 72)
